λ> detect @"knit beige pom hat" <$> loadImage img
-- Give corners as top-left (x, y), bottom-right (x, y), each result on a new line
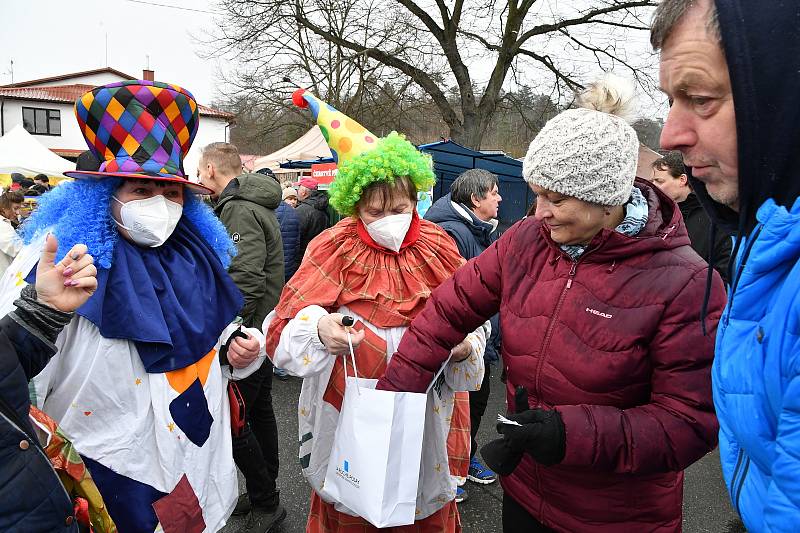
top-left (522, 76), bottom-right (639, 206)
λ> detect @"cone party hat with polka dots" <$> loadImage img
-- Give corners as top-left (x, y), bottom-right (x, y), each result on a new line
top-left (292, 88), bottom-right (378, 164)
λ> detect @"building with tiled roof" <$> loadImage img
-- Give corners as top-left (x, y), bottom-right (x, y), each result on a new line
top-left (0, 67), bottom-right (234, 177)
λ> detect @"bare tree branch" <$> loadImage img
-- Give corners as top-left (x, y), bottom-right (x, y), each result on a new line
top-left (513, 1), bottom-right (657, 52)
top-left (207, 0), bottom-right (657, 149)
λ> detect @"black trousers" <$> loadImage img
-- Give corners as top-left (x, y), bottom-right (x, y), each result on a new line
top-left (469, 362), bottom-right (492, 460)
top-left (231, 360), bottom-right (280, 510)
top-left (503, 493), bottom-right (553, 533)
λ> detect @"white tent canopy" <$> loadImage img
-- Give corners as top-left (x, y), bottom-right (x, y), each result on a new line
top-left (252, 125), bottom-right (333, 172)
top-left (0, 125), bottom-right (76, 176)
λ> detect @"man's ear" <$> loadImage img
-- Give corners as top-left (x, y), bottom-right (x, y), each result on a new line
top-left (470, 193), bottom-right (481, 209)
top-left (679, 173), bottom-right (689, 187)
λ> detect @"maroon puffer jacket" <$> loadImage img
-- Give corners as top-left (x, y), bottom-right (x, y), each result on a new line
top-left (379, 180), bottom-right (727, 532)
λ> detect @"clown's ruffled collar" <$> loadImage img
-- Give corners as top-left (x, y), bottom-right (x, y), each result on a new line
top-left (265, 216), bottom-right (463, 355)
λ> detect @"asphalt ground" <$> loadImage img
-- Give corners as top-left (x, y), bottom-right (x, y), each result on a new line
top-left (221, 365), bottom-right (739, 533)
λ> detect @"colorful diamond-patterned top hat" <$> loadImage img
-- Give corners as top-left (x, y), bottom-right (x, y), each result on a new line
top-left (64, 80), bottom-right (212, 193)
top-left (292, 89), bottom-right (378, 164)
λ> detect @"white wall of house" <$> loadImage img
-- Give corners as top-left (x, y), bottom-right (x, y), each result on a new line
top-left (32, 72), bottom-right (132, 88)
top-left (1, 99), bottom-right (86, 150)
top-left (183, 116), bottom-right (229, 179)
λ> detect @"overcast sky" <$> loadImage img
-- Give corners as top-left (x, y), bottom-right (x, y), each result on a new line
top-left (1, 0), bottom-right (664, 120)
top-left (1, 0), bottom-right (223, 106)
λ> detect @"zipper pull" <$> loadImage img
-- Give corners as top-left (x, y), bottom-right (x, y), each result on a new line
top-left (566, 262), bottom-right (578, 289)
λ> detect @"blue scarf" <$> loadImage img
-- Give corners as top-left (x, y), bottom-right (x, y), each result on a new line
top-left (30, 220), bottom-right (243, 373)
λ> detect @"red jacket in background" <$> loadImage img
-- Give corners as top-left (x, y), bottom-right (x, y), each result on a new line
top-left (378, 179), bottom-right (727, 532)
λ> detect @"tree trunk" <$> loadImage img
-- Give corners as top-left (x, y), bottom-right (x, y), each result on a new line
top-left (450, 110), bottom-right (493, 149)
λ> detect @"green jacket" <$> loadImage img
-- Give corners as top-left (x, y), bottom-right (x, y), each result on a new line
top-left (214, 173), bottom-right (284, 328)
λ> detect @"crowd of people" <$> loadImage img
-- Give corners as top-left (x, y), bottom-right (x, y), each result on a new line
top-left (2, 0), bottom-right (800, 532)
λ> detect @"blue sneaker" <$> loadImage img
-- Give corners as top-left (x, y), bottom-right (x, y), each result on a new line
top-left (455, 486), bottom-right (468, 503)
top-left (468, 457), bottom-right (497, 484)
top-left (273, 367), bottom-right (290, 381)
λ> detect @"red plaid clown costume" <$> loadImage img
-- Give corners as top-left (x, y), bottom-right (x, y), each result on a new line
top-left (264, 214), bottom-right (488, 532)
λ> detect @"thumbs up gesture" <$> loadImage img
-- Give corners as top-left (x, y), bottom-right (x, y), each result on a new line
top-left (34, 234), bottom-right (97, 312)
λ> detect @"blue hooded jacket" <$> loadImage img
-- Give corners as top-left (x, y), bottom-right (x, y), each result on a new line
top-left (424, 193), bottom-right (497, 258)
top-left (700, 2), bottom-right (800, 531)
top-left (425, 193), bottom-right (501, 363)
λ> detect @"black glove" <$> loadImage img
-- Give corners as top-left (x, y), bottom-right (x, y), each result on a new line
top-left (480, 386), bottom-right (566, 475)
top-left (480, 435), bottom-right (524, 476)
top-left (500, 401), bottom-right (566, 466)
top-left (480, 386), bottom-right (527, 475)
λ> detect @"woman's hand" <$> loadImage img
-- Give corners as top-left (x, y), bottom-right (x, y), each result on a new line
top-left (227, 333), bottom-right (261, 369)
top-left (35, 234), bottom-right (97, 312)
top-left (496, 386), bottom-right (566, 466)
top-left (318, 313), bottom-right (365, 356)
top-left (451, 339), bottom-right (472, 362)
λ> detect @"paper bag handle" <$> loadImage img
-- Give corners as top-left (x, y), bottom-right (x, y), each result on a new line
top-left (425, 356), bottom-right (452, 395)
top-left (339, 314), bottom-right (450, 396)
top-left (342, 316), bottom-right (360, 396)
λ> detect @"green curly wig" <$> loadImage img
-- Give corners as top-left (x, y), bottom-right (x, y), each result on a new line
top-left (329, 131), bottom-right (436, 216)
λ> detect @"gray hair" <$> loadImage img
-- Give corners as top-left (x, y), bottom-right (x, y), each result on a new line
top-left (650, 0), bottom-right (721, 50)
top-left (450, 169), bottom-right (498, 208)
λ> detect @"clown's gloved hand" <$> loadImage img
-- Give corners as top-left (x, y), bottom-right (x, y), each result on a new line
top-left (480, 386), bottom-right (566, 476)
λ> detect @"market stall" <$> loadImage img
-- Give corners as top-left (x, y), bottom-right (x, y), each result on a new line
top-left (0, 125), bottom-right (76, 188)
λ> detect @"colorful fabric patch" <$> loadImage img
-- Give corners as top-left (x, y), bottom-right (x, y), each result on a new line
top-left (165, 349), bottom-right (216, 394)
top-left (82, 455), bottom-right (167, 533)
top-left (168, 378), bottom-right (213, 447)
top-left (152, 474), bottom-right (206, 533)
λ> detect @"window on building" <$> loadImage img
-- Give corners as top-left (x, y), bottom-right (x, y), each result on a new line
top-left (22, 107), bottom-right (61, 136)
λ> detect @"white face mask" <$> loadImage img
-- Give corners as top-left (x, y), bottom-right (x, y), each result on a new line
top-left (113, 195), bottom-right (183, 248)
top-left (363, 212), bottom-right (413, 252)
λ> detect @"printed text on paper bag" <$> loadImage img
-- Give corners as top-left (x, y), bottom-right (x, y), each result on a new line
top-left (336, 460), bottom-right (361, 488)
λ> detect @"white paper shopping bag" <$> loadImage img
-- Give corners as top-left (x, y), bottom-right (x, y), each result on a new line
top-left (323, 376), bottom-right (427, 527)
top-left (322, 331), bottom-right (429, 527)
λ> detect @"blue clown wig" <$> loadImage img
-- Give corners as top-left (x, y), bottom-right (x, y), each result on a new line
top-left (21, 179), bottom-right (236, 269)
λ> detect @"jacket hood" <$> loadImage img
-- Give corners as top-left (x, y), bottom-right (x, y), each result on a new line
top-left (425, 193), bottom-right (495, 244)
top-left (217, 173), bottom-right (281, 210)
top-left (691, 1), bottom-right (800, 235)
top-left (543, 178), bottom-right (690, 263)
top-left (301, 189), bottom-right (329, 211)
